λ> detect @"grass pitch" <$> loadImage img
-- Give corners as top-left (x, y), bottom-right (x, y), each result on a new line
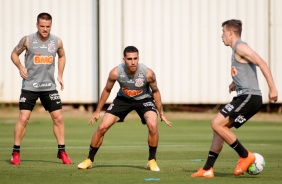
top-left (0, 111), bottom-right (281, 184)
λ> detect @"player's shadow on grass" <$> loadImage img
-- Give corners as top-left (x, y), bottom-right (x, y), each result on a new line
top-left (91, 164), bottom-right (146, 170)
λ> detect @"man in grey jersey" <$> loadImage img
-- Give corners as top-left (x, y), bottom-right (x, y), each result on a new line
top-left (78, 46), bottom-right (172, 171)
top-left (10, 12), bottom-right (71, 165)
top-left (192, 19), bottom-right (278, 178)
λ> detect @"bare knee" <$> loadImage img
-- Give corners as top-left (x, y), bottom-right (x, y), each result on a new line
top-left (147, 122), bottom-right (158, 135)
top-left (96, 125), bottom-right (109, 136)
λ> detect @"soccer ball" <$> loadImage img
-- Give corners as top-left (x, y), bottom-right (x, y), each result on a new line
top-left (247, 153), bottom-right (265, 175)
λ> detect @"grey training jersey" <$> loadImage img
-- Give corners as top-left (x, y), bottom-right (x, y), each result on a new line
top-left (22, 32), bottom-right (58, 91)
top-left (117, 63), bottom-right (152, 100)
top-left (231, 39), bottom-right (262, 96)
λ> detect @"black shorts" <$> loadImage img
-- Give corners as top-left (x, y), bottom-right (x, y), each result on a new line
top-left (220, 94), bottom-right (262, 128)
top-left (19, 89), bottom-right (62, 112)
top-left (106, 96), bottom-right (157, 124)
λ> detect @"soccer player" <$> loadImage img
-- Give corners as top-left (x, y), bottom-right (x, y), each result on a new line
top-left (78, 46), bottom-right (172, 171)
top-left (10, 12), bottom-right (71, 165)
top-left (191, 19), bottom-right (278, 177)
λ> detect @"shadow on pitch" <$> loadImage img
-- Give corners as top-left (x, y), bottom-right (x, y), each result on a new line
top-left (87, 164), bottom-right (146, 170)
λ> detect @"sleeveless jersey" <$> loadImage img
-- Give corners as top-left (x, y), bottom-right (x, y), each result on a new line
top-left (22, 32), bottom-right (58, 91)
top-left (231, 39), bottom-right (261, 96)
top-left (117, 63), bottom-right (152, 100)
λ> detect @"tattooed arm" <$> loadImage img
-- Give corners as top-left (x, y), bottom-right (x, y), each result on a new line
top-left (147, 68), bottom-right (172, 127)
top-left (11, 36), bottom-right (28, 79)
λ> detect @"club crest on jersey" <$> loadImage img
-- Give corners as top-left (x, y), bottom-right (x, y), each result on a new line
top-left (135, 78), bottom-right (144, 87)
top-left (48, 43), bottom-right (56, 53)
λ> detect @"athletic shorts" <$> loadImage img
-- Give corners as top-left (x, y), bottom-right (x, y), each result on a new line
top-left (19, 89), bottom-right (62, 112)
top-left (220, 94), bottom-right (262, 128)
top-left (106, 96), bottom-right (157, 124)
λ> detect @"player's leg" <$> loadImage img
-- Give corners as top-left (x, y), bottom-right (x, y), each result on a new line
top-left (41, 90), bottom-right (71, 164)
top-left (144, 111), bottom-right (160, 171)
top-left (11, 90), bottom-right (37, 165)
top-left (11, 110), bottom-right (32, 165)
top-left (191, 113), bottom-right (229, 177)
top-left (78, 97), bottom-right (129, 169)
top-left (219, 95), bottom-right (262, 175)
top-left (78, 113), bottom-right (119, 169)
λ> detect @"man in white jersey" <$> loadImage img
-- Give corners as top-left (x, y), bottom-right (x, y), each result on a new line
top-left (192, 19), bottom-right (278, 178)
top-left (78, 46), bottom-right (172, 171)
top-left (10, 12), bottom-right (71, 165)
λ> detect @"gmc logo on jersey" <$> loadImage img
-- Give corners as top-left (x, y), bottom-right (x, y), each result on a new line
top-left (34, 55), bottom-right (54, 64)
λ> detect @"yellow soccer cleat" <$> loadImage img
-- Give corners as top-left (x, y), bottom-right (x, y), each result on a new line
top-left (78, 158), bottom-right (93, 170)
top-left (147, 159), bottom-right (160, 171)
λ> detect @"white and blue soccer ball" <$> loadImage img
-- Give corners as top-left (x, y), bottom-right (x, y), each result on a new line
top-left (247, 153), bottom-right (265, 175)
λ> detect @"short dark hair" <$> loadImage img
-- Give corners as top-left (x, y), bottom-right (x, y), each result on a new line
top-left (37, 12), bottom-right (52, 23)
top-left (123, 46), bottom-right (139, 57)
top-left (222, 19), bottom-right (242, 36)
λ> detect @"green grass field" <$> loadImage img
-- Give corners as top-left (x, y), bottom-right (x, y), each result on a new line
top-left (0, 111), bottom-right (281, 184)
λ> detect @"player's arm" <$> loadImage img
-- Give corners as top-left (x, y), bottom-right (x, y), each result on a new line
top-left (11, 36), bottom-right (28, 79)
top-left (89, 67), bottom-right (118, 125)
top-left (57, 38), bottom-right (66, 91)
top-left (147, 68), bottom-right (172, 127)
top-left (236, 43), bottom-right (278, 102)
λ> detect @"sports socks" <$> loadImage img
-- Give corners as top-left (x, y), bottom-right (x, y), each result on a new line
top-left (203, 151), bottom-right (218, 170)
top-left (88, 145), bottom-right (99, 162)
top-left (148, 146), bottom-right (157, 160)
top-left (229, 139), bottom-right (248, 158)
top-left (13, 145), bottom-right (20, 153)
top-left (58, 145), bottom-right (66, 155)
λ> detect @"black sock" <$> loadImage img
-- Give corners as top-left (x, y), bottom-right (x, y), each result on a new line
top-left (13, 145), bottom-right (20, 153)
top-left (58, 145), bottom-right (66, 155)
top-left (203, 151), bottom-right (218, 170)
top-left (148, 146), bottom-right (157, 160)
top-left (88, 145), bottom-right (99, 162)
top-left (229, 139), bottom-right (248, 158)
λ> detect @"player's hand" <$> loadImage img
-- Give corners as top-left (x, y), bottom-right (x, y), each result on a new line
top-left (57, 77), bottom-right (64, 91)
top-left (160, 115), bottom-right (172, 127)
top-left (269, 89), bottom-right (278, 103)
top-left (229, 82), bottom-right (236, 93)
top-left (19, 67), bottom-right (27, 79)
top-left (89, 111), bottom-right (100, 126)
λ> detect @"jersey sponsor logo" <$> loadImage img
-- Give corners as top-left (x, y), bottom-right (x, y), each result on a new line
top-left (34, 55), bottom-right (54, 64)
top-left (122, 87), bottom-right (143, 97)
top-left (49, 93), bottom-right (60, 100)
top-left (137, 72), bottom-right (145, 78)
top-left (48, 43), bottom-right (56, 53)
top-left (135, 78), bottom-right (144, 87)
top-left (19, 97), bottom-right (26, 102)
top-left (224, 103), bottom-right (234, 112)
top-left (234, 115), bottom-right (246, 124)
top-left (107, 103), bottom-right (114, 110)
top-left (127, 79), bottom-right (135, 84)
top-left (33, 82), bottom-right (52, 88)
top-left (231, 66), bottom-right (237, 76)
top-left (40, 44), bottom-right (47, 48)
top-left (32, 39), bottom-right (39, 44)
top-left (143, 101), bottom-right (155, 108)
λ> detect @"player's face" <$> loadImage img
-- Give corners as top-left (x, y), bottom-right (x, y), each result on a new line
top-left (123, 52), bottom-right (139, 73)
top-left (221, 26), bottom-right (230, 46)
top-left (36, 19), bottom-right (52, 39)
